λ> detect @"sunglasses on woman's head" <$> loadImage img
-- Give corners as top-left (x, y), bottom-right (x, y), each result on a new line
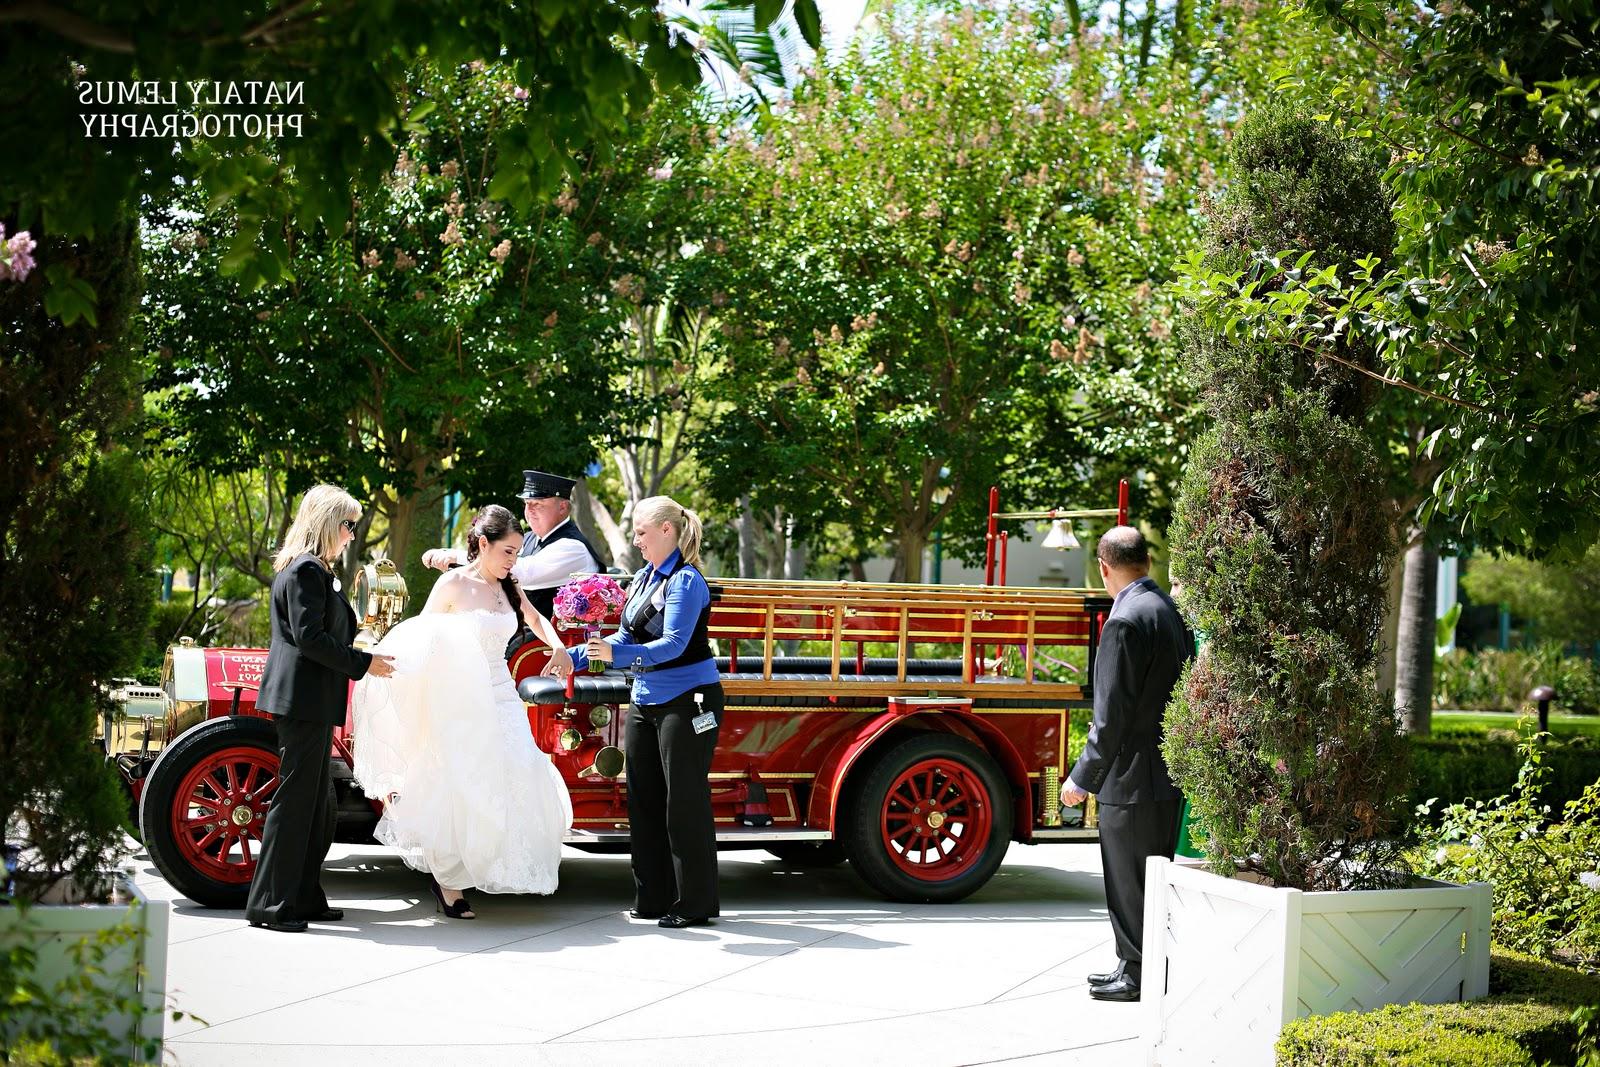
top-left (340, 519), bottom-right (358, 533)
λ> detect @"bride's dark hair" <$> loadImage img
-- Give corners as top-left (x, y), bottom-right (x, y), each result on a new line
top-left (464, 504), bottom-right (530, 645)
top-left (466, 504), bottom-right (519, 561)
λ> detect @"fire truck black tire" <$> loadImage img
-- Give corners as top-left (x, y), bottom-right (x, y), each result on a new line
top-left (765, 840), bottom-right (848, 867)
top-left (139, 716), bottom-right (335, 910)
top-left (841, 732), bottom-right (1013, 904)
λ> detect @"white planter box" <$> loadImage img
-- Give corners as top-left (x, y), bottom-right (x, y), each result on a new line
top-left (0, 873), bottom-right (169, 1061)
top-left (1142, 856), bottom-right (1491, 1067)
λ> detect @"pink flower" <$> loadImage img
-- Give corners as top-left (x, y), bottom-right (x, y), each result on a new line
top-left (0, 226), bottom-right (36, 283)
top-left (513, 86), bottom-right (530, 101)
top-left (651, 165), bottom-right (674, 181)
top-left (490, 239), bottom-right (512, 263)
top-left (554, 575), bottom-right (626, 623)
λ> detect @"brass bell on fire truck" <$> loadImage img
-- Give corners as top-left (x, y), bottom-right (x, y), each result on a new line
top-left (353, 558), bottom-right (408, 641)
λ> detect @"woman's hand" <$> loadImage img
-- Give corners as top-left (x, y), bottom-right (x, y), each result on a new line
top-left (585, 637), bottom-right (614, 664)
top-left (543, 646), bottom-right (574, 678)
top-left (367, 653), bottom-right (397, 679)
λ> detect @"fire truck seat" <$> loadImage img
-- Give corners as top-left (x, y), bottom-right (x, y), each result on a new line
top-left (518, 669), bottom-right (1057, 710)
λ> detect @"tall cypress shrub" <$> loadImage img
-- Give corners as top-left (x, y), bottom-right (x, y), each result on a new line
top-left (0, 215), bottom-right (153, 897)
top-left (1165, 102), bottom-right (1409, 891)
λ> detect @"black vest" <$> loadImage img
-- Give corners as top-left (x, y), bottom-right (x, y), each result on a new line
top-left (520, 521), bottom-right (604, 620)
top-left (620, 563), bottom-right (713, 672)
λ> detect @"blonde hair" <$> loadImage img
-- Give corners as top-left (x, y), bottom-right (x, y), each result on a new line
top-left (274, 484), bottom-right (360, 572)
top-left (635, 495), bottom-right (704, 567)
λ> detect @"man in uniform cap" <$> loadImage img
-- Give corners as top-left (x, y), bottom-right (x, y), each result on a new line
top-left (422, 470), bottom-right (605, 619)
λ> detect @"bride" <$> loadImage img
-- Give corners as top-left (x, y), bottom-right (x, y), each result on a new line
top-left (352, 505), bottom-right (575, 918)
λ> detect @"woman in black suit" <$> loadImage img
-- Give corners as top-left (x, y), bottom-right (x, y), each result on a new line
top-left (245, 485), bottom-right (394, 933)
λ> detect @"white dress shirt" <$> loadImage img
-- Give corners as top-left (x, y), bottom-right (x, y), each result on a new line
top-left (440, 518), bottom-right (599, 590)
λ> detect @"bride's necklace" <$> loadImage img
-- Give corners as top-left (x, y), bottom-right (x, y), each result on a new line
top-left (463, 564), bottom-right (508, 609)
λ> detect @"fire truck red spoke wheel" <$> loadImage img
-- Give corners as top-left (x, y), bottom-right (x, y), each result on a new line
top-left (843, 732), bottom-right (1014, 904)
top-left (140, 716), bottom-right (337, 910)
top-left (171, 746), bottom-right (277, 884)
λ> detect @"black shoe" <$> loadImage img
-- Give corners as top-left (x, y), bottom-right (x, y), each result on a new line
top-left (1088, 976), bottom-right (1141, 1002)
top-left (1088, 962), bottom-right (1126, 986)
top-left (249, 919), bottom-right (308, 933)
top-left (428, 877), bottom-right (476, 920)
top-left (307, 908), bottom-right (344, 922)
top-left (658, 914), bottom-right (711, 929)
top-left (629, 908), bottom-right (666, 920)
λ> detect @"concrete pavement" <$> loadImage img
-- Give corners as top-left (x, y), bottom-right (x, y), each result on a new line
top-left (135, 839), bottom-right (1144, 1066)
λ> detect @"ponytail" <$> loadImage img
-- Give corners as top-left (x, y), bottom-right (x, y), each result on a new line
top-left (635, 495), bottom-right (703, 566)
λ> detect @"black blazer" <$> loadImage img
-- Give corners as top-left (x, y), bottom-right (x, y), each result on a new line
top-left (1070, 576), bottom-right (1193, 805)
top-left (257, 553), bottom-right (373, 725)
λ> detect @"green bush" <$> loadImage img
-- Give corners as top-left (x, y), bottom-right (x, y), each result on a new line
top-left (1, 908), bottom-right (160, 1066)
top-left (1277, 1004), bottom-right (1538, 1066)
top-left (1435, 645), bottom-right (1600, 715)
top-left (1, 215), bottom-right (153, 898)
top-left (1409, 735), bottom-right (1600, 818)
top-left (1417, 742), bottom-right (1600, 969)
top-left (1277, 949), bottom-right (1600, 1066)
top-left (1164, 100), bottom-right (1409, 892)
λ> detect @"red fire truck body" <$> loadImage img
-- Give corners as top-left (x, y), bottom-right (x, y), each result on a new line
top-left (124, 498), bottom-right (1120, 909)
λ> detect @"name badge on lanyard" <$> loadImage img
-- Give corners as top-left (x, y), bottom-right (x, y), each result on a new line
top-left (691, 710), bottom-right (718, 735)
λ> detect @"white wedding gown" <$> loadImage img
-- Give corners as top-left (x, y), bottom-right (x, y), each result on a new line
top-left (351, 608), bottom-right (572, 893)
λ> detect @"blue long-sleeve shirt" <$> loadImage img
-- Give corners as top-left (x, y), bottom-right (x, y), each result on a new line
top-left (569, 550), bottom-right (719, 704)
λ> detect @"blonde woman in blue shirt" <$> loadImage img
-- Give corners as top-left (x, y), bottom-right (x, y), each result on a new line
top-left (572, 495), bottom-right (722, 929)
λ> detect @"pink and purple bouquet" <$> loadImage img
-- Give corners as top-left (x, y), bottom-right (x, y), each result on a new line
top-left (553, 574), bottom-right (626, 673)
top-left (553, 574), bottom-right (625, 624)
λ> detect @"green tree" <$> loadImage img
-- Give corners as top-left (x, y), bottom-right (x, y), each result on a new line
top-left (1205, 0), bottom-right (1600, 561)
top-left (697, 2), bottom-right (1259, 580)
top-left (145, 62), bottom-right (626, 599)
top-left (1462, 545), bottom-right (1600, 649)
top-left (1, 216), bottom-right (151, 898)
top-left (1165, 102), bottom-right (1410, 892)
top-left (0, 1), bottom-right (810, 316)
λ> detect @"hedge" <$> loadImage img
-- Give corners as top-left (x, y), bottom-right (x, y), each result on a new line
top-left (1408, 736), bottom-right (1600, 818)
top-left (1276, 947), bottom-right (1600, 1066)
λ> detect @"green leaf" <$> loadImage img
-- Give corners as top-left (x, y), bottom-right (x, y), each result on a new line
top-left (754, 0), bottom-right (784, 33)
top-left (793, 0), bottom-right (823, 49)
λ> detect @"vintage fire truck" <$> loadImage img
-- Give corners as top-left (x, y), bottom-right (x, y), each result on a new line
top-left (115, 487), bottom-right (1126, 909)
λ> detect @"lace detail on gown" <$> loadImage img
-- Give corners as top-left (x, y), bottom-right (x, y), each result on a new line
top-left (352, 608), bottom-right (572, 893)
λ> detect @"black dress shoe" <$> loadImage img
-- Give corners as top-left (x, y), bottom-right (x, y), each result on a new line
top-left (249, 919), bottom-right (309, 933)
top-left (658, 914), bottom-right (711, 928)
top-left (1088, 963), bottom-right (1126, 986)
top-left (628, 908), bottom-right (666, 920)
top-left (1088, 976), bottom-right (1141, 1002)
top-left (307, 908), bottom-right (344, 922)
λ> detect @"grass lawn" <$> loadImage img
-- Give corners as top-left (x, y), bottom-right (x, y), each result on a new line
top-left (1432, 708), bottom-right (1600, 739)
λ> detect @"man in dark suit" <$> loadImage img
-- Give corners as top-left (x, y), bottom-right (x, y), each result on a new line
top-left (1061, 526), bottom-right (1192, 1002)
top-left (422, 470), bottom-right (605, 619)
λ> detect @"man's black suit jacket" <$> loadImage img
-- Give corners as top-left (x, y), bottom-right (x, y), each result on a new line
top-left (257, 553), bottom-right (373, 725)
top-left (1069, 575), bottom-right (1192, 805)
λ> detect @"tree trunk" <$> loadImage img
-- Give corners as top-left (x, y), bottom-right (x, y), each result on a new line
top-left (764, 506), bottom-right (787, 579)
top-left (784, 515), bottom-right (806, 582)
top-left (568, 483), bottom-right (615, 569)
top-left (575, 482), bottom-right (637, 571)
top-left (1394, 539), bottom-right (1438, 736)
top-left (891, 527), bottom-right (929, 584)
top-left (737, 495), bottom-right (758, 578)
top-left (1376, 544), bottom-right (1407, 703)
top-left (390, 492), bottom-right (443, 615)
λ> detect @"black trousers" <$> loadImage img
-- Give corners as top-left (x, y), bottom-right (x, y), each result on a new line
top-left (625, 683), bottom-right (723, 919)
top-left (245, 716), bottom-right (334, 923)
top-left (1096, 797), bottom-right (1183, 983)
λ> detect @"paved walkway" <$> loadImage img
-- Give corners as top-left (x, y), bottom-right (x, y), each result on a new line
top-left (135, 840), bottom-right (1144, 1066)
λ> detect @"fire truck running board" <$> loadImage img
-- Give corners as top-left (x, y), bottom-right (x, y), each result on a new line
top-left (1029, 827), bottom-right (1101, 842)
top-left (563, 827), bottom-right (834, 845)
